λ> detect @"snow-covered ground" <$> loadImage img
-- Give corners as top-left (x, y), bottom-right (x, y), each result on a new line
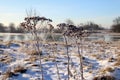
top-left (0, 40), bottom-right (120, 80)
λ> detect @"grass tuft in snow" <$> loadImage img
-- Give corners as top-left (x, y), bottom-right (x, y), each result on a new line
top-left (0, 55), bottom-right (13, 64)
top-left (13, 65), bottom-right (27, 73)
top-left (100, 67), bottom-right (115, 74)
top-left (2, 69), bottom-right (18, 80)
top-left (93, 75), bottom-right (115, 80)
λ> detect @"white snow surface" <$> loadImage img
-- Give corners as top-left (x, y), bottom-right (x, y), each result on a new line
top-left (0, 41), bottom-right (120, 80)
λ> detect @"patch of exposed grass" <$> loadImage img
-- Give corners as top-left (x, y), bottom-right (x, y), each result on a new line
top-left (93, 75), bottom-right (115, 80)
top-left (0, 55), bottom-right (13, 64)
top-left (114, 62), bottom-right (120, 66)
top-left (99, 67), bottom-right (115, 74)
top-left (31, 64), bottom-right (39, 67)
top-left (105, 67), bottom-right (115, 72)
top-left (26, 49), bottom-right (42, 55)
top-left (24, 56), bottom-right (37, 62)
top-left (2, 69), bottom-right (18, 80)
top-left (14, 65), bottom-right (27, 73)
top-left (108, 57), bottom-right (116, 62)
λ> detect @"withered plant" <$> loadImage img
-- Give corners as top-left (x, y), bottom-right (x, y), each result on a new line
top-left (57, 23), bottom-right (91, 80)
top-left (47, 24), bottom-right (61, 80)
top-left (51, 43), bottom-right (61, 80)
top-left (66, 25), bottom-right (85, 80)
top-left (20, 10), bottom-right (52, 80)
top-left (57, 23), bottom-right (71, 80)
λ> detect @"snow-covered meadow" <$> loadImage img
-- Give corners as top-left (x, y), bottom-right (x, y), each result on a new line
top-left (0, 39), bottom-right (120, 80)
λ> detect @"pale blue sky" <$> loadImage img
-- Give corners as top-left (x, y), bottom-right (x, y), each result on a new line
top-left (0, 0), bottom-right (120, 28)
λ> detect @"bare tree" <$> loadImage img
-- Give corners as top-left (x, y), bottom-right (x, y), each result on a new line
top-left (111, 17), bottom-right (120, 32)
top-left (66, 19), bottom-right (74, 25)
top-left (113, 16), bottom-right (120, 25)
top-left (0, 23), bottom-right (5, 32)
top-left (9, 23), bottom-right (16, 33)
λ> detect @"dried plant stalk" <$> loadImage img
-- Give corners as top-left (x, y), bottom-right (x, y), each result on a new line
top-left (64, 35), bottom-right (70, 80)
top-left (20, 11), bottom-right (52, 80)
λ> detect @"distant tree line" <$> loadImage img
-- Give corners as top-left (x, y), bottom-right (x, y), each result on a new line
top-left (0, 23), bottom-right (24, 33)
top-left (0, 17), bottom-right (112, 33)
top-left (54, 19), bottom-right (105, 33)
top-left (1, 17), bottom-right (120, 33)
top-left (78, 22), bottom-right (104, 30)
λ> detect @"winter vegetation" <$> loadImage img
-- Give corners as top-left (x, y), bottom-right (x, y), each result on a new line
top-left (0, 23), bottom-right (24, 33)
top-left (0, 0), bottom-right (120, 79)
top-left (0, 11), bottom-right (120, 80)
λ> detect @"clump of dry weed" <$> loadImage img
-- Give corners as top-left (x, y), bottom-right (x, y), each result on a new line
top-left (93, 75), bottom-right (115, 80)
top-left (113, 56), bottom-right (120, 66)
top-left (108, 57), bottom-right (116, 62)
top-left (26, 49), bottom-right (42, 55)
top-left (0, 55), bottom-right (13, 64)
top-left (24, 56), bottom-right (37, 62)
top-left (13, 65), bottom-right (27, 73)
top-left (2, 69), bottom-right (17, 80)
top-left (99, 67), bottom-right (115, 75)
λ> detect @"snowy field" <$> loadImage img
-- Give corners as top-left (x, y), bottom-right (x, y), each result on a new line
top-left (0, 40), bottom-right (120, 80)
